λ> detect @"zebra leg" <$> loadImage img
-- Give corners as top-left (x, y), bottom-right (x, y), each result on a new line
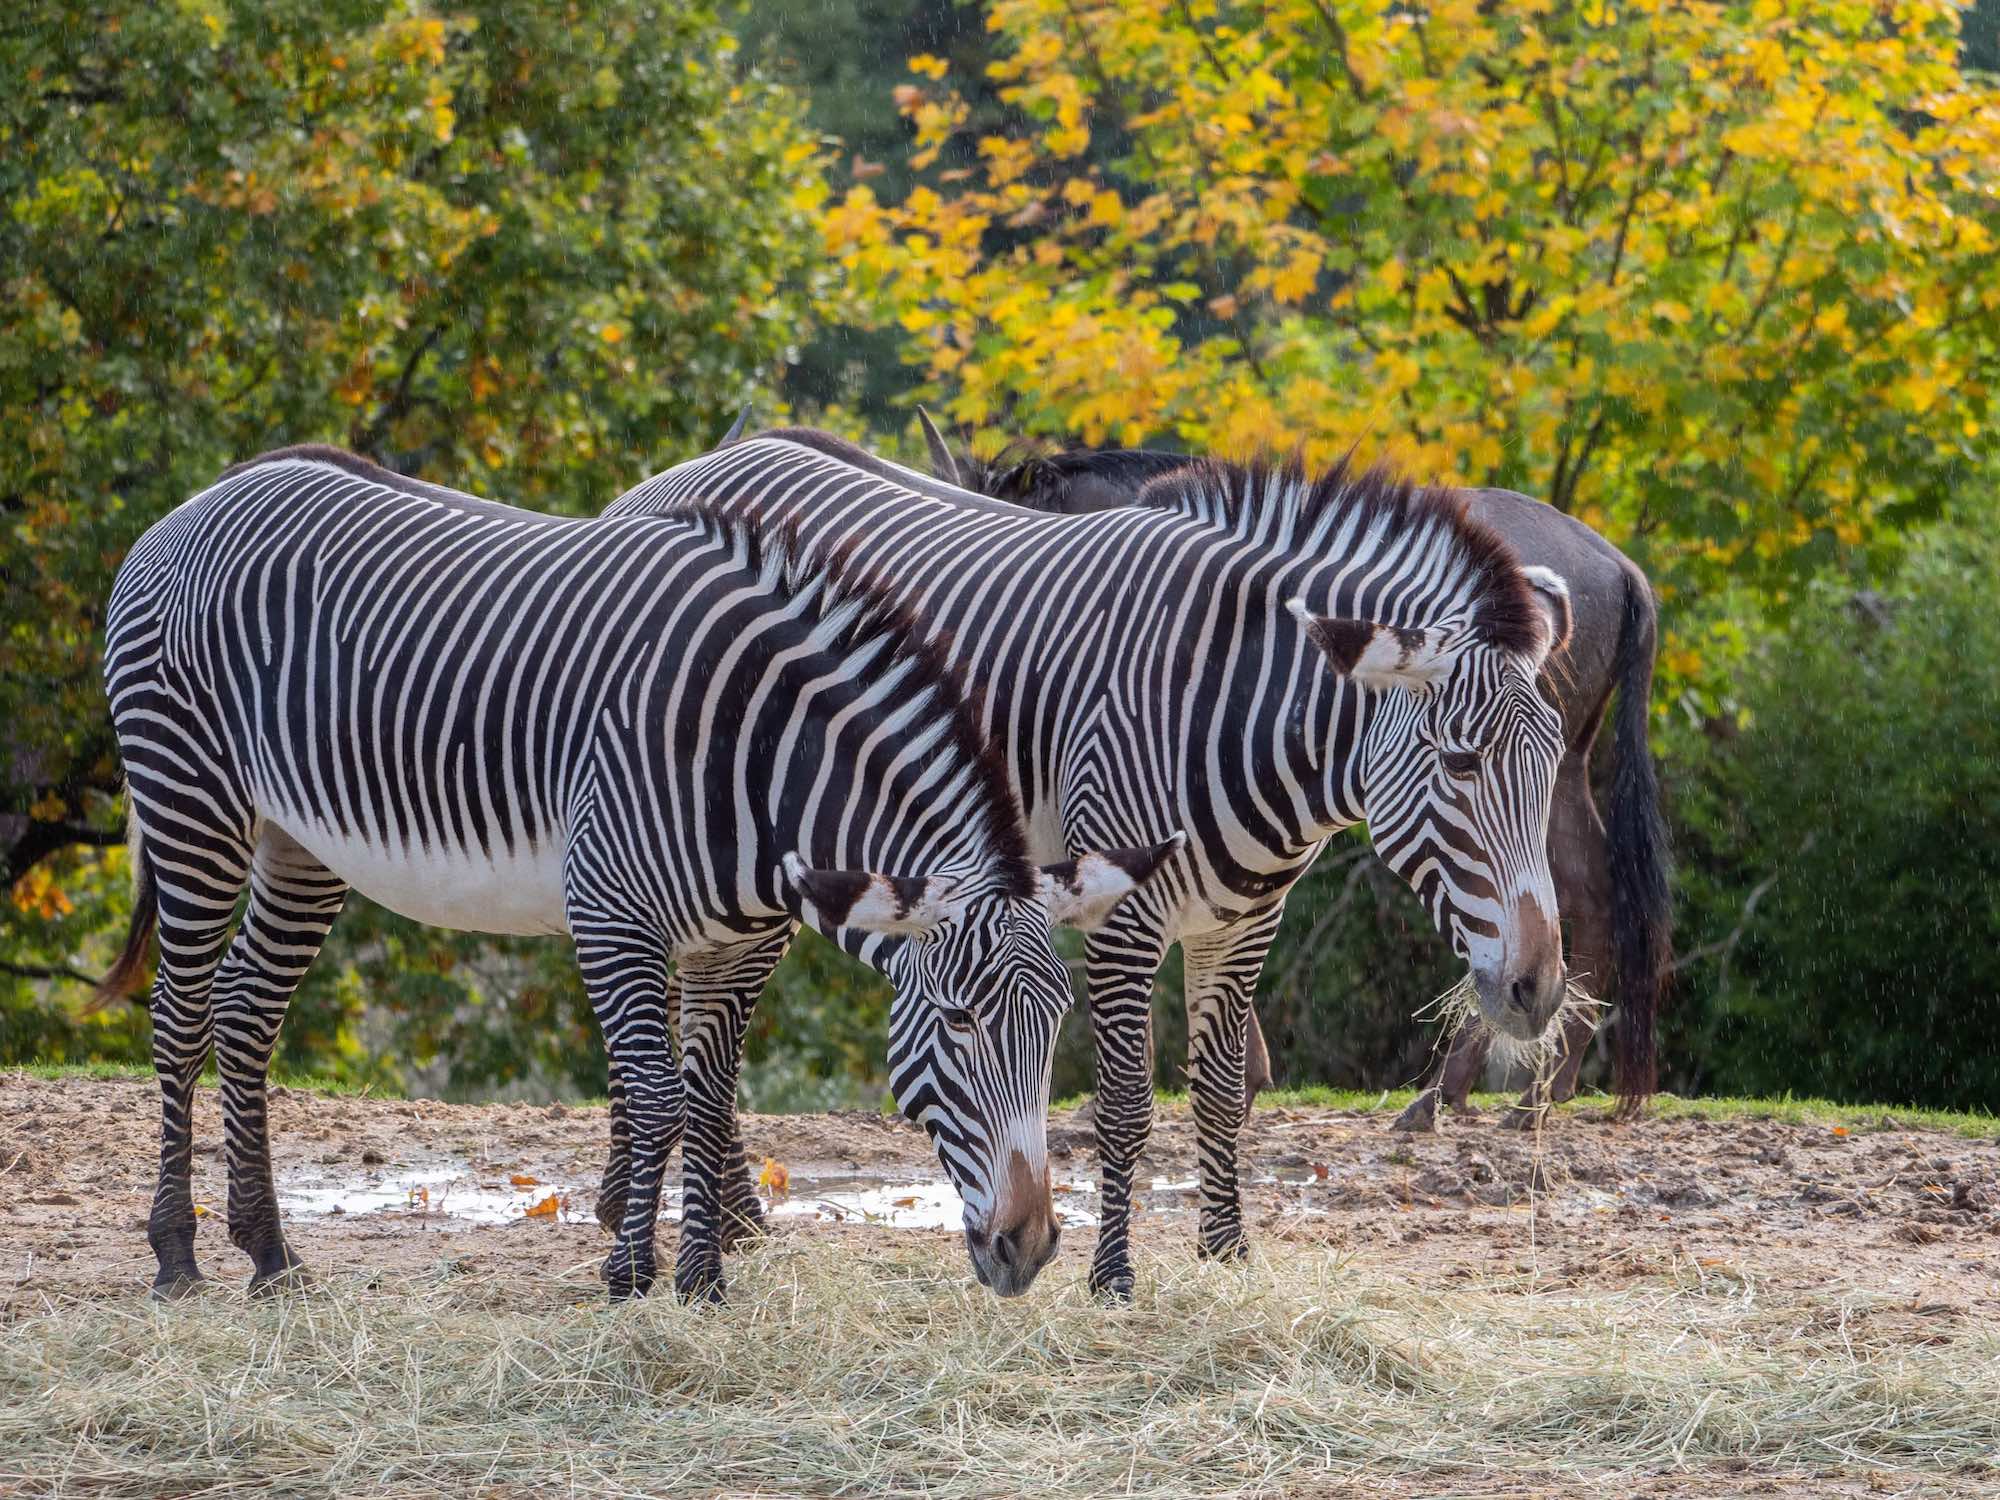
top-left (1083, 918), bottom-right (1170, 1301)
top-left (141, 826), bottom-right (256, 1299)
top-left (213, 828), bottom-right (348, 1291)
top-left (1183, 909), bottom-right (1285, 1265)
top-left (595, 1062), bottom-right (632, 1234)
top-left (597, 967), bottom-right (767, 1251)
top-left (717, 1119), bottom-right (767, 1254)
top-left (674, 929), bottom-right (789, 1305)
top-left (573, 926), bottom-right (680, 1300)
top-left (595, 964), bottom-right (680, 1236)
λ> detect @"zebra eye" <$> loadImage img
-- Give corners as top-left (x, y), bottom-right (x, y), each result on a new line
top-left (1441, 749), bottom-right (1483, 779)
top-left (939, 1007), bottom-right (976, 1031)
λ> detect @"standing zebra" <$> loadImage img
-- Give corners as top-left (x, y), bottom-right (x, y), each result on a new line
top-left (605, 432), bottom-right (1572, 1297)
top-left (923, 429), bottom-right (1672, 1128)
top-left (96, 446), bottom-right (1174, 1303)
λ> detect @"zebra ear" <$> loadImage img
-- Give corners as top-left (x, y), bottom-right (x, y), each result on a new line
top-left (782, 852), bottom-right (963, 936)
top-left (719, 404), bottom-right (752, 447)
top-left (917, 405), bottom-right (962, 486)
top-left (1037, 832), bottom-right (1186, 930)
top-left (1519, 565), bottom-right (1572, 663)
top-left (1286, 600), bottom-right (1455, 691)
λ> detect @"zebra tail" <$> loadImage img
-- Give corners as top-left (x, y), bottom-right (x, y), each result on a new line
top-left (90, 805), bottom-right (158, 1011)
top-left (1606, 567), bottom-right (1672, 1115)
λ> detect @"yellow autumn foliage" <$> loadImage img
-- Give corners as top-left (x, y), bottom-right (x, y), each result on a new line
top-left (825, 0), bottom-right (2000, 612)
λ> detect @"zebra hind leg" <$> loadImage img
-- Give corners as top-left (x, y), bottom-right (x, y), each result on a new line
top-left (1083, 920), bottom-right (1171, 1301)
top-left (673, 929), bottom-right (788, 1304)
top-left (213, 827), bottom-right (348, 1291)
top-left (573, 926), bottom-right (680, 1300)
top-left (139, 820), bottom-right (256, 1300)
top-left (1182, 911), bottom-right (1284, 1267)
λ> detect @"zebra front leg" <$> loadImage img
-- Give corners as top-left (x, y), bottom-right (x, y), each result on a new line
top-left (142, 832), bottom-right (255, 1299)
top-left (214, 829), bottom-right (347, 1291)
top-left (595, 1063), bottom-right (632, 1234)
top-left (1183, 909), bottom-right (1284, 1265)
top-left (675, 930), bottom-right (788, 1304)
top-left (1084, 920), bottom-right (1170, 1301)
top-left (599, 968), bottom-right (767, 1251)
top-left (574, 926), bottom-right (680, 1299)
top-left (717, 1121), bottom-right (767, 1253)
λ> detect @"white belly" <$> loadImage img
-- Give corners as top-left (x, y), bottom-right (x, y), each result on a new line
top-left (271, 812), bottom-right (570, 936)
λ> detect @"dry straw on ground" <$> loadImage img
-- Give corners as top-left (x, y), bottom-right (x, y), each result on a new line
top-left (2, 1240), bottom-right (1995, 1498)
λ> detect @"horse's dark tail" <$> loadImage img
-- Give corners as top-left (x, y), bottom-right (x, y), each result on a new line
top-left (1606, 566), bottom-right (1672, 1115)
top-left (91, 805), bottom-right (157, 1010)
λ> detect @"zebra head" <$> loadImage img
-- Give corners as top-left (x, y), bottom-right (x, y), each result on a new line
top-left (1290, 566), bottom-right (1572, 1041)
top-left (787, 836), bottom-right (1182, 1296)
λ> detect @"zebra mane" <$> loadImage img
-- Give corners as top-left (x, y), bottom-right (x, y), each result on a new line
top-left (968, 445), bottom-right (1191, 508)
top-left (671, 500), bottom-right (1036, 898)
top-left (1140, 457), bottom-right (1546, 656)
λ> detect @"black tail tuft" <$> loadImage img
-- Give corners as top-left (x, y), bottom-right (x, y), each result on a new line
top-left (92, 851), bottom-right (158, 1011)
top-left (1606, 568), bottom-right (1672, 1113)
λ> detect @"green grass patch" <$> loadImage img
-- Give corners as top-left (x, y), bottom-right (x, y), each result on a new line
top-left (8, 1059), bottom-right (389, 1098)
top-left (1050, 1085), bottom-right (2000, 1140)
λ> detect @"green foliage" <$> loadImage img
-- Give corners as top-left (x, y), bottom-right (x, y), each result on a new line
top-left (1663, 525), bottom-right (2000, 1110)
top-left (0, 0), bottom-right (831, 1078)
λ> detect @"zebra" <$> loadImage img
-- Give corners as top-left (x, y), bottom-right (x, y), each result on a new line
top-left (920, 421), bottom-right (1672, 1129)
top-left (604, 431), bottom-right (1572, 1297)
top-left (94, 445), bottom-right (1177, 1303)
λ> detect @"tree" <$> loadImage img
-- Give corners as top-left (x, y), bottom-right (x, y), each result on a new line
top-left (1, 0), bottom-right (831, 1054)
top-left (1662, 523), bottom-right (2000, 1109)
top-left (825, 0), bottom-right (2000, 621)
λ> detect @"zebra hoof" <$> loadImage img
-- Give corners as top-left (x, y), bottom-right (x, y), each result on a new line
top-left (602, 1255), bottom-right (657, 1301)
top-left (1087, 1263), bottom-right (1135, 1303)
top-left (1197, 1235), bottom-right (1249, 1264)
top-left (1389, 1090), bottom-right (1440, 1133)
top-left (248, 1261), bottom-right (314, 1297)
top-left (674, 1262), bottom-right (726, 1306)
top-left (150, 1270), bottom-right (206, 1302)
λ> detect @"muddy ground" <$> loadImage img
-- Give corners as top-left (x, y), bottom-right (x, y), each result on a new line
top-left (4, 1070), bottom-right (1997, 1318)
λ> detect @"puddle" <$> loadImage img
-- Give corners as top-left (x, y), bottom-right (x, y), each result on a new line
top-left (278, 1168), bottom-right (598, 1227)
top-left (275, 1165), bottom-right (1235, 1232)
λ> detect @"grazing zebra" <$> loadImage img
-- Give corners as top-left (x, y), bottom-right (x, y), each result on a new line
top-left (929, 427), bottom-right (1671, 1129)
top-left (96, 445), bottom-right (1175, 1303)
top-left (605, 431), bottom-right (1572, 1297)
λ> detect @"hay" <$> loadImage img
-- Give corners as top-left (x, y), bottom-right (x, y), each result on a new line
top-left (1417, 972), bottom-right (1606, 1080)
top-left (2, 1242), bottom-right (1994, 1498)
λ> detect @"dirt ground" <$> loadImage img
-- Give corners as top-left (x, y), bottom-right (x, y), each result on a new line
top-left (4, 1069), bottom-right (1997, 1317)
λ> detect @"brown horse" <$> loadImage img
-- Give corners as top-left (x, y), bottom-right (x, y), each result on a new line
top-left (915, 420), bottom-right (1671, 1127)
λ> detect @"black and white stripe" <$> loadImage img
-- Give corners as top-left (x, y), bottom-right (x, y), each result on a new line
top-left (102, 445), bottom-right (1170, 1302)
top-left (608, 435), bottom-right (1569, 1296)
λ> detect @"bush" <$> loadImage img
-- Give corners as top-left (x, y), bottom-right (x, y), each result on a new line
top-left (1663, 526), bottom-right (2000, 1110)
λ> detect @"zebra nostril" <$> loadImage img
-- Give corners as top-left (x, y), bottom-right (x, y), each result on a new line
top-left (1510, 978), bottom-right (1532, 1013)
top-left (992, 1229), bottom-right (1018, 1268)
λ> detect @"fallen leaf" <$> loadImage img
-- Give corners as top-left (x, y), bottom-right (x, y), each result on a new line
top-left (891, 1195), bottom-right (919, 1208)
top-left (525, 1194), bottom-right (559, 1219)
top-left (1312, 1163), bottom-right (1330, 1181)
top-left (192, 1204), bottom-right (209, 1218)
top-left (1831, 1126), bottom-right (1851, 1137)
top-left (759, 1157), bottom-right (790, 1197)
top-left (509, 1173), bottom-right (540, 1187)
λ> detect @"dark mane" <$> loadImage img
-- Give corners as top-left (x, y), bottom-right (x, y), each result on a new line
top-left (1142, 456), bottom-right (1546, 656)
top-left (671, 500), bottom-right (1035, 897)
top-left (959, 444), bottom-right (1195, 513)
